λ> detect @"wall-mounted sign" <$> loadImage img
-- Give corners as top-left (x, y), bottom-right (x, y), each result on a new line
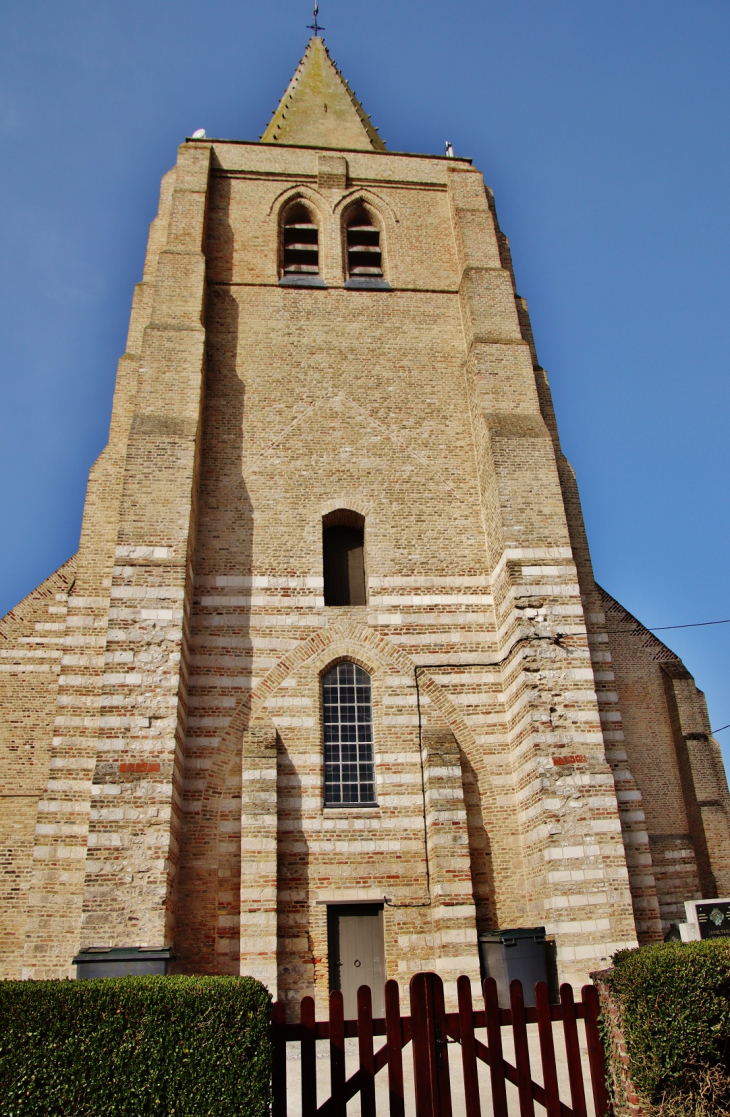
top-left (695, 900), bottom-right (730, 938)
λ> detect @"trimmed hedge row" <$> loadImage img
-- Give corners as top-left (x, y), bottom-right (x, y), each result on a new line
top-left (0, 974), bottom-right (271, 1117)
top-left (603, 939), bottom-right (730, 1117)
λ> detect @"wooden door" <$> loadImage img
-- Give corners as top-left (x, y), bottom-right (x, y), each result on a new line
top-left (328, 904), bottom-right (385, 1017)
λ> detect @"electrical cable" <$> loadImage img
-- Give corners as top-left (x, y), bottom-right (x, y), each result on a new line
top-left (599, 618), bottom-right (730, 635)
top-left (650, 618), bottom-right (730, 631)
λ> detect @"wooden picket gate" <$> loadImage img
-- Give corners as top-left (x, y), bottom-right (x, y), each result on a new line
top-left (271, 974), bottom-right (611, 1117)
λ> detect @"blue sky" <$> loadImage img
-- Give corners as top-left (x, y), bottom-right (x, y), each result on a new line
top-left (1, 0), bottom-right (728, 765)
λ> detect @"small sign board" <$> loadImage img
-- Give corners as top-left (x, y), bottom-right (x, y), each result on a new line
top-left (695, 900), bottom-right (730, 938)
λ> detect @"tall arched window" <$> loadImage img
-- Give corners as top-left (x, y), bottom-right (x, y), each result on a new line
top-left (323, 662), bottom-right (375, 806)
top-left (281, 202), bottom-right (322, 285)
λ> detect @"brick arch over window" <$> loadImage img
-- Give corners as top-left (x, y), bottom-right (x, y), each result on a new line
top-left (174, 622), bottom-right (512, 973)
top-left (269, 184), bottom-right (331, 220)
top-left (333, 188), bottom-right (398, 227)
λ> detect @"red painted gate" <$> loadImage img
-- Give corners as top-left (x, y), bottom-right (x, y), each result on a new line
top-left (271, 973), bottom-right (611, 1116)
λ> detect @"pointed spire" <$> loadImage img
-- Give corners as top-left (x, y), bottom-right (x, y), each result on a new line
top-left (261, 38), bottom-right (386, 152)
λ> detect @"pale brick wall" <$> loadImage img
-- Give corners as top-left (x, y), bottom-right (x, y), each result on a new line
top-left (0, 558), bottom-right (75, 977)
top-left (601, 589), bottom-right (730, 930)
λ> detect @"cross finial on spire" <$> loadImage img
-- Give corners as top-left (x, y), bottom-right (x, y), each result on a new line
top-left (307, 1), bottom-right (324, 36)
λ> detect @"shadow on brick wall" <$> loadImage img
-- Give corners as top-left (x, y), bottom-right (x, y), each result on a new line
top-left (173, 274), bottom-right (254, 973)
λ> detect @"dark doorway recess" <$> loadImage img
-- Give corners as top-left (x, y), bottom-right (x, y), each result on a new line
top-left (322, 509), bottom-right (366, 606)
top-left (327, 903), bottom-right (385, 1017)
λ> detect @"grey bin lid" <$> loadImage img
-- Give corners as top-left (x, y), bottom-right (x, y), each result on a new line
top-left (73, 947), bottom-right (173, 965)
top-left (478, 926), bottom-right (546, 944)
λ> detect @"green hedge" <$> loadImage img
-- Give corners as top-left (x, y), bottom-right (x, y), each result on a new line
top-left (603, 940), bottom-right (730, 1117)
top-left (0, 975), bottom-right (271, 1117)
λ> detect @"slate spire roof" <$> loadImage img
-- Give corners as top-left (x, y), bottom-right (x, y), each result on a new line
top-left (261, 37), bottom-right (386, 151)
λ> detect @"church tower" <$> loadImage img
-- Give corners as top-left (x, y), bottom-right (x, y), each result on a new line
top-left (2, 36), bottom-right (729, 1008)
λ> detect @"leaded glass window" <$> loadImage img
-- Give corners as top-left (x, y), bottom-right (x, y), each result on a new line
top-left (323, 662), bottom-right (375, 806)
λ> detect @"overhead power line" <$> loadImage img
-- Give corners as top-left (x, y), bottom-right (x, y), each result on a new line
top-left (599, 617), bottom-right (730, 636)
top-left (649, 618), bottom-right (730, 632)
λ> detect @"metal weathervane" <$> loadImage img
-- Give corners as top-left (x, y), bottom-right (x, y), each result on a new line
top-left (307, 2), bottom-right (325, 36)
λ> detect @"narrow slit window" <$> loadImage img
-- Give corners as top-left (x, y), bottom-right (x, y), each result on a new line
top-left (283, 204), bottom-right (319, 276)
top-left (346, 208), bottom-right (382, 278)
top-left (323, 510), bottom-right (365, 606)
top-left (323, 662), bottom-right (375, 806)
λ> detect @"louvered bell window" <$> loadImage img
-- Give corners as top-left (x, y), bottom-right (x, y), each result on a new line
top-left (346, 213), bottom-right (382, 278)
top-left (283, 205), bottom-right (319, 276)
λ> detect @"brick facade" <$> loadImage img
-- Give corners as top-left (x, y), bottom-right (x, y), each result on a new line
top-left (1, 38), bottom-right (729, 1011)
